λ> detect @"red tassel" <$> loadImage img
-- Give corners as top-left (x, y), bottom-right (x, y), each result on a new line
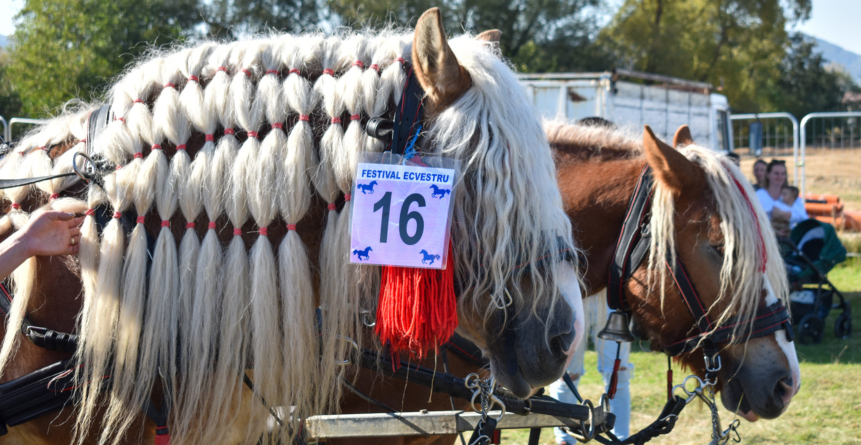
top-left (375, 243), bottom-right (457, 358)
top-left (608, 358), bottom-right (621, 399)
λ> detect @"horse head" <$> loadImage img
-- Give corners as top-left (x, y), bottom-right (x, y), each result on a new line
top-left (410, 11), bottom-right (580, 398)
top-left (624, 126), bottom-right (799, 421)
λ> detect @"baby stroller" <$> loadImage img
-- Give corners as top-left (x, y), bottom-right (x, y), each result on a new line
top-left (780, 219), bottom-right (851, 344)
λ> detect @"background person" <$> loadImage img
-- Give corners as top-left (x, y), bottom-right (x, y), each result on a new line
top-left (550, 290), bottom-right (632, 443)
top-left (0, 210), bottom-right (82, 279)
top-left (756, 160), bottom-right (808, 233)
top-left (752, 159), bottom-right (767, 190)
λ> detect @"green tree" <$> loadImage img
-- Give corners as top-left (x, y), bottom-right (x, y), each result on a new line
top-left (765, 33), bottom-right (858, 119)
top-left (0, 50), bottom-right (22, 120)
top-left (600, 0), bottom-right (811, 112)
top-left (328, 0), bottom-right (615, 72)
top-left (201, 0), bottom-right (319, 37)
top-left (8, 0), bottom-right (200, 117)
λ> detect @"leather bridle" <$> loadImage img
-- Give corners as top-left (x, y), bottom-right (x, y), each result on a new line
top-left (606, 165), bottom-right (794, 359)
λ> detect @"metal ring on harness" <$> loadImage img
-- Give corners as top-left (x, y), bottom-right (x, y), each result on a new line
top-left (71, 152), bottom-right (96, 183)
top-left (469, 391), bottom-right (506, 421)
top-left (569, 399), bottom-right (595, 443)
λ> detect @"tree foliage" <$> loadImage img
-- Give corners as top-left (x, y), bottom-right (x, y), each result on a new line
top-left (328, 0), bottom-right (614, 72)
top-left (0, 51), bottom-right (22, 119)
top-left (7, 0), bottom-right (199, 116)
top-left (600, 0), bottom-right (813, 112)
top-left (765, 33), bottom-right (858, 119)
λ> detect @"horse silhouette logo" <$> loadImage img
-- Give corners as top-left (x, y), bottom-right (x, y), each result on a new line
top-left (419, 250), bottom-right (441, 265)
top-left (352, 247), bottom-right (373, 261)
top-left (357, 181), bottom-right (378, 195)
top-left (430, 184), bottom-right (451, 199)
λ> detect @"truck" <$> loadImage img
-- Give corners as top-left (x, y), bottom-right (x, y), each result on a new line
top-left (518, 69), bottom-right (734, 152)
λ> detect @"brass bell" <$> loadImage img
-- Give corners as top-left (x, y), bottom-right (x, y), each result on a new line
top-left (598, 311), bottom-right (635, 343)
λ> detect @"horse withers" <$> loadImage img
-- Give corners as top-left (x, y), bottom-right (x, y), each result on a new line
top-left (0, 8), bottom-right (581, 444)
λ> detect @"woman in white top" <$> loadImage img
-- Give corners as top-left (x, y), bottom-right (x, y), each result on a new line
top-left (755, 159), bottom-right (808, 228)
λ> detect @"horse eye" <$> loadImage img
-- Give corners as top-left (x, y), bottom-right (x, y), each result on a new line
top-left (711, 244), bottom-right (725, 256)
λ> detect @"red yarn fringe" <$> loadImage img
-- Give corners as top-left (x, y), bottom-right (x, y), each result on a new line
top-left (375, 243), bottom-right (457, 358)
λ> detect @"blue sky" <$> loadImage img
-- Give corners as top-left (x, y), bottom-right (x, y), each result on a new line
top-left (2, 0), bottom-right (860, 55)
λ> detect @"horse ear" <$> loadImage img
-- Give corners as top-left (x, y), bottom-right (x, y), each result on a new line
top-left (476, 29), bottom-right (502, 45)
top-left (672, 125), bottom-right (694, 148)
top-left (413, 8), bottom-right (472, 112)
top-left (643, 125), bottom-right (704, 196)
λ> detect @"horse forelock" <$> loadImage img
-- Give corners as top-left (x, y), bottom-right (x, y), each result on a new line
top-left (648, 144), bottom-right (788, 342)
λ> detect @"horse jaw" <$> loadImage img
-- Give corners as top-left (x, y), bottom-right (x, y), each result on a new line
top-left (764, 276), bottom-right (801, 397)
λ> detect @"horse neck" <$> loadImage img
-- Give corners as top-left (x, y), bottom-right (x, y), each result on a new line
top-left (554, 151), bottom-right (646, 295)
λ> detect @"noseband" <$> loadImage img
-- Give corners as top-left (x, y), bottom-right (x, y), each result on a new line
top-left (607, 166), bottom-right (794, 358)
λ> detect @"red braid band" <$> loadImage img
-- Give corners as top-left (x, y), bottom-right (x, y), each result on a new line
top-left (286, 224), bottom-right (297, 231)
top-left (85, 209), bottom-right (95, 216)
top-left (258, 227), bottom-right (268, 236)
top-left (331, 117), bottom-right (342, 124)
top-left (136, 216), bottom-right (145, 224)
top-left (205, 134), bottom-right (214, 142)
top-left (247, 131), bottom-right (259, 139)
top-left (134, 153), bottom-right (143, 158)
top-left (327, 203), bottom-right (336, 211)
top-left (113, 212), bottom-right (122, 219)
top-left (323, 68), bottom-right (334, 76)
top-left (299, 115), bottom-right (310, 121)
top-left (11, 203), bottom-right (20, 210)
top-left (152, 144), bottom-right (163, 150)
top-left (224, 128), bottom-right (235, 135)
top-left (242, 69), bottom-right (252, 77)
top-left (164, 83), bottom-right (176, 89)
top-left (49, 193), bottom-right (59, 200)
top-left (208, 222), bottom-right (216, 229)
top-left (353, 60), bottom-right (364, 69)
top-left (176, 144), bottom-right (187, 150)
top-left (161, 220), bottom-right (170, 227)
top-left (288, 68), bottom-right (300, 75)
top-left (344, 193), bottom-right (351, 202)
top-left (186, 222), bottom-right (196, 229)
top-left (188, 75), bottom-right (199, 82)
top-left (233, 228), bottom-right (242, 236)
top-left (350, 114), bottom-right (361, 121)
top-left (265, 69), bottom-right (279, 76)
top-left (271, 123), bottom-right (283, 130)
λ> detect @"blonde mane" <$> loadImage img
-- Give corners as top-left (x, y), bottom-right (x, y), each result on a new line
top-left (0, 28), bottom-right (574, 445)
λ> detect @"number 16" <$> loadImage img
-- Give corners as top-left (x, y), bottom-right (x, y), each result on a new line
top-left (372, 192), bottom-right (426, 245)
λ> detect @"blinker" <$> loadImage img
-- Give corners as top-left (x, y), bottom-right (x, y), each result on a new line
top-left (598, 311), bottom-right (635, 343)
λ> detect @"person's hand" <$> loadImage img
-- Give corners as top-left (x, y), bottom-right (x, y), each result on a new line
top-left (18, 210), bottom-right (84, 256)
top-left (772, 207), bottom-right (791, 221)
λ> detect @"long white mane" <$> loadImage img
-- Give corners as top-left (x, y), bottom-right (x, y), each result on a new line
top-left (0, 29), bottom-right (574, 445)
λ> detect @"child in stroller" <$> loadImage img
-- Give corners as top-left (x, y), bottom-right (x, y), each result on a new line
top-left (780, 219), bottom-right (851, 344)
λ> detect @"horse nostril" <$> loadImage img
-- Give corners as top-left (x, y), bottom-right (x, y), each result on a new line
top-left (776, 377), bottom-right (793, 406)
top-left (550, 329), bottom-right (575, 356)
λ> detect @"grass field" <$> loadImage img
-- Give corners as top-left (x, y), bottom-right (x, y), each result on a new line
top-left (502, 260), bottom-right (861, 444)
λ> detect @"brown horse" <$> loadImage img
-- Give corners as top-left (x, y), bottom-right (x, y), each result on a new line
top-left (0, 9), bottom-right (581, 445)
top-left (332, 122), bottom-right (801, 444)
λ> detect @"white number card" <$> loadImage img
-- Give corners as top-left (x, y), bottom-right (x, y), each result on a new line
top-left (350, 159), bottom-right (456, 269)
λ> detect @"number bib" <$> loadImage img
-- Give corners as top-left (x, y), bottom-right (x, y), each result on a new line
top-left (350, 160), bottom-right (456, 269)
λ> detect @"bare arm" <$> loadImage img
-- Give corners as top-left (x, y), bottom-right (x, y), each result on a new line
top-left (0, 211), bottom-right (83, 279)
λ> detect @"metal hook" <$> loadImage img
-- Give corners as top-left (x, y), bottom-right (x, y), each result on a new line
top-left (334, 335), bottom-right (360, 366)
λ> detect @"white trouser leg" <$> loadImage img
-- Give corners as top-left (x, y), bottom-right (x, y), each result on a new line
top-left (596, 332), bottom-right (632, 439)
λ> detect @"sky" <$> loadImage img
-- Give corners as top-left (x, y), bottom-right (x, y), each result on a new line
top-left (1, 0), bottom-right (860, 54)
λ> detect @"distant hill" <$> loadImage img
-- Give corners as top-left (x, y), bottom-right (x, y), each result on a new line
top-left (0, 35), bottom-right (7, 48)
top-left (811, 36), bottom-right (861, 85)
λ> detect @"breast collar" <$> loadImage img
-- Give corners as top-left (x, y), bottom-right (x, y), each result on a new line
top-left (607, 166), bottom-right (794, 356)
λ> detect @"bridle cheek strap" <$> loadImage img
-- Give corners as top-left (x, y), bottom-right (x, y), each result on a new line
top-left (606, 166), bottom-right (794, 358)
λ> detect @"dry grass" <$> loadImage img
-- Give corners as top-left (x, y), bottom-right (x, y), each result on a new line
top-left (739, 148), bottom-right (861, 212)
